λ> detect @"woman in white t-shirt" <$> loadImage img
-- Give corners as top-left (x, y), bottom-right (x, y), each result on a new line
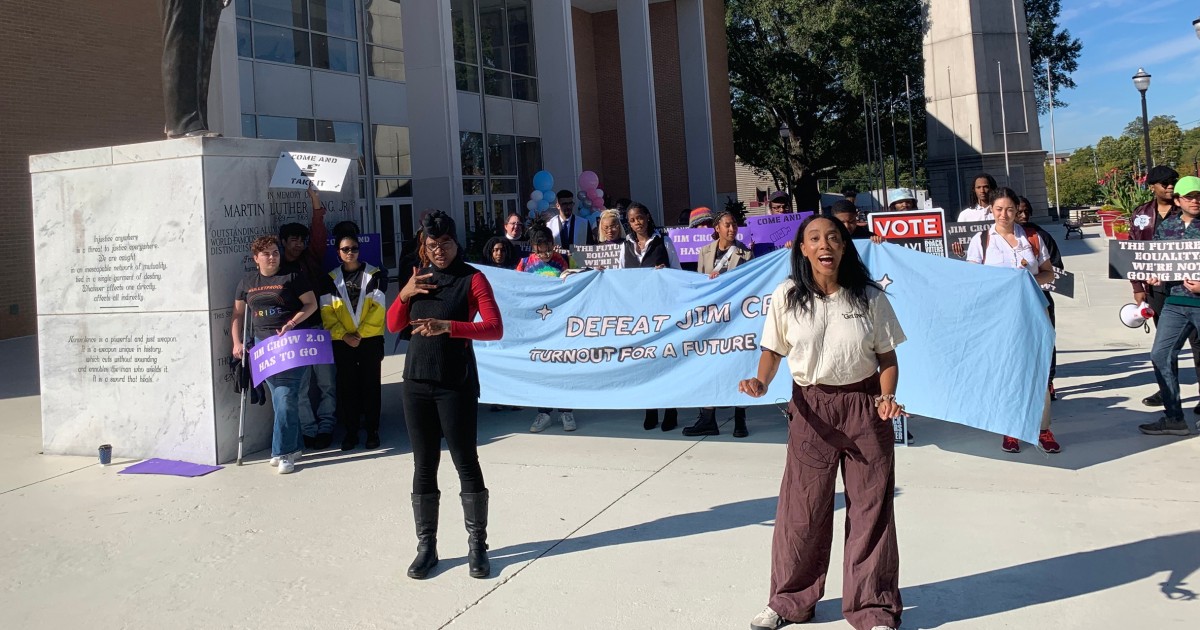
top-left (740, 216), bottom-right (906, 630)
top-left (966, 187), bottom-right (1060, 455)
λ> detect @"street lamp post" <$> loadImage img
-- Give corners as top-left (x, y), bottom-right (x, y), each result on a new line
top-left (1132, 68), bottom-right (1153, 173)
top-left (779, 121), bottom-right (798, 205)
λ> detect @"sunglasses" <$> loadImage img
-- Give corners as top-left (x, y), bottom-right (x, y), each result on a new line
top-left (1159, 180), bottom-right (1178, 187)
top-left (339, 246), bottom-right (360, 253)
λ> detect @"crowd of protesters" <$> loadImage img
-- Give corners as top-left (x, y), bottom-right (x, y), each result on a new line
top-left (226, 171), bottom-right (1135, 630)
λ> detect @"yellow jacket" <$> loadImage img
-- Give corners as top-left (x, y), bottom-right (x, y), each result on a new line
top-left (320, 263), bottom-right (388, 340)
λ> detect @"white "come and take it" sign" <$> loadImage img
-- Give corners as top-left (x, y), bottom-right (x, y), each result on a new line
top-left (269, 151), bottom-right (352, 192)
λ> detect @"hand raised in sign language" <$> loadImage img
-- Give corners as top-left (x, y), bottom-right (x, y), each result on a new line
top-left (400, 267), bottom-right (437, 303)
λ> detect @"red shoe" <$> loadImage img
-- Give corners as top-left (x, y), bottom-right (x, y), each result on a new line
top-left (1039, 429), bottom-right (1061, 453)
top-left (1001, 436), bottom-right (1020, 453)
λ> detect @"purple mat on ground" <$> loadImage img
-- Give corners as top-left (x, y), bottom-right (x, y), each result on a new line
top-left (118, 458), bottom-right (223, 477)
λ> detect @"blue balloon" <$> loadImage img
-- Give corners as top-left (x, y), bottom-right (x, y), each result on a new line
top-left (532, 170), bottom-right (554, 192)
top-left (536, 199), bottom-right (550, 212)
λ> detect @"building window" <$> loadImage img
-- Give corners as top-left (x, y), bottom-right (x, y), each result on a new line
top-left (452, 0), bottom-right (535, 101)
top-left (461, 132), bottom-right (485, 177)
top-left (452, 0), bottom-right (480, 92)
top-left (312, 34), bottom-right (360, 73)
top-left (373, 125), bottom-right (411, 178)
top-left (238, 0), bottom-right (363, 76)
top-left (487, 134), bottom-right (516, 177)
top-left (376, 179), bottom-right (413, 198)
top-left (365, 0), bottom-right (405, 82)
top-left (516, 136), bottom-right (542, 204)
top-left (310, 0), bottom-right (357, 38)
top-left (316, 120), bottom-right (364, 158)
top-left (256, 115), bottom-right (317, 141)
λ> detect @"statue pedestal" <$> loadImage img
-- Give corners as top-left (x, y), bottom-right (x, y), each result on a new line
top-left (30, 137), bottom-right (359, 464)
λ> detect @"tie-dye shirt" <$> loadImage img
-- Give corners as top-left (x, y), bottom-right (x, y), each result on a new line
top-left (516, 252), bottom-right (568, 277)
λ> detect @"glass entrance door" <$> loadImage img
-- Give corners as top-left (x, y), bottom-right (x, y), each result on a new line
top-left (377, 199), bottom-right (413, 275)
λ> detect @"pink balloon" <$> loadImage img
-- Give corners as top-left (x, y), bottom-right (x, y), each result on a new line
top-left (578, 170), bottom-right (599, 192)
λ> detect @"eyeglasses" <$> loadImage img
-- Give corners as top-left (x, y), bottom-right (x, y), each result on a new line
top-left (425, 240), bottom-right (456, 254)
top-left (559, 201), bottom-right (575, 206)
top-left (339, 246), bottom-right (360, 254)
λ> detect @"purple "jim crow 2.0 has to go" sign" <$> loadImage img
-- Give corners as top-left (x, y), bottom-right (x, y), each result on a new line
top-left (249, 330), bottom-right (335, 386)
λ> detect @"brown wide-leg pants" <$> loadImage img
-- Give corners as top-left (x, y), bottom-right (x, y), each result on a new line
top-left (768, 376), bottom-right (902, 630)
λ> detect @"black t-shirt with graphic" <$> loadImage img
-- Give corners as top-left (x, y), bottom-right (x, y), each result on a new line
top-left (236, 271), bottom-right (312, 339)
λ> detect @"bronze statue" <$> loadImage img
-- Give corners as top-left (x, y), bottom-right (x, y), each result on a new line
top-left (161, 0), bottom-right (231, 138)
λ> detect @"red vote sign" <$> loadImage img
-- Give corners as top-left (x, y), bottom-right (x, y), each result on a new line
top-left (868, 209), bottom-right (948, 256)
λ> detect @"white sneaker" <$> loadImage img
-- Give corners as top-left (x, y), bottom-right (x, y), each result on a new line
top-left (750, 606), bottom-right (786, 630)
top-left (560, 412), bottom-right (576, 432)
top-left (269, 456), bottom-right (281, 467)
top-left (276, 450), bottom-right (301, 474)
top-left (530, 413), bottom-right (553, 433)
top-left (870, 627), bottom-right (897, 630)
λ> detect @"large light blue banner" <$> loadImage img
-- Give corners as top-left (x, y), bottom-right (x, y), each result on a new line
top-left (475, 242), bottom-right (1053, 443)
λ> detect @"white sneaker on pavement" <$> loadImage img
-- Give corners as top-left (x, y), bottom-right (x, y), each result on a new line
top-left (276, 450), bottom-right (301, 474)
top-left (269, 456), bottom-right (281, 467)
top-left (750, 606), bottom-right (787, 630)
top-left (870, 626), bottom-right (897, 630)
top-left (530, 413), bottom-right (553, 433)
top-left (560, 412), bottom-right (576, 432)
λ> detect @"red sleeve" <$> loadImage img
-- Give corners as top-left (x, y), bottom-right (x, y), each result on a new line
top-left (386, 293), bottom-right (411, 333)
top-left (308, 208), bottom-right (329, 259)
top-left (450, 274), bottom-right (503, 341)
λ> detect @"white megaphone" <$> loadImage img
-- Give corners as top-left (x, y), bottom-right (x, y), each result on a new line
top-left (1119, 302), bottom-right (1155, 330)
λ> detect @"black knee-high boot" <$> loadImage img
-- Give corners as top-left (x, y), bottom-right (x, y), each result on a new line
top-left (407, 492), bottom-right (440, 579)
top-left (461, 490), bottom-right (490, 578)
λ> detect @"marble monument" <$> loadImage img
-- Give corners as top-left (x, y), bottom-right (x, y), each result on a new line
top-left (30, 137), bottom-right (359, 464)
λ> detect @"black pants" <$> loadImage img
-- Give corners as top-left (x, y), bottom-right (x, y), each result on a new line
top-left (401, 379), bottom-right (486, 495)
top-left (334, 337), bottom-right (384, 433)
top-left (161, 0), bottom-right (224, 136)
top-left (1045, 292), bottom-right (1057, 381)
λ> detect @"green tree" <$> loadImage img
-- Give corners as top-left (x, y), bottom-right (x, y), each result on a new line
top-left (1120, 115), bottom-right (1184, 170)
top-left (726, 0), bottom-right (924, 210)
top-left (1025, 0), bottom-right (1083, 113)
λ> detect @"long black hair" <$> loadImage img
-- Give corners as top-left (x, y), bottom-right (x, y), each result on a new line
top-left (626, 202), bottom-right (657, 234)
top-left (971, 173), bottom-right (998, 206)
top-left (785, 215), bottom-right (880, 316)
top-left (482, 236), bottom-right (518, 268)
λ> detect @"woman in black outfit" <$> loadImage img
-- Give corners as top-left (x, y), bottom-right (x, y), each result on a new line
top-left (623, 202), bottom-right (682, 431)
top-left (386, 211), bottom-right (504, 580)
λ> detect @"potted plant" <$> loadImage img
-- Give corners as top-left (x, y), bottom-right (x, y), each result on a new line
top-left (1113, 220), bottom-right (1131, 240)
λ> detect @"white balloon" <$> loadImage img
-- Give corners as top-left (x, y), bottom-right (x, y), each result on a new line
top-left (530, 190), bottom-right (543, 201)
top-left (526, 200), bottom-right (538, 212)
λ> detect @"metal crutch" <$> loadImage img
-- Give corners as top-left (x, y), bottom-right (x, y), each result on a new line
top-left (236, 304), bottom-right (251, 466)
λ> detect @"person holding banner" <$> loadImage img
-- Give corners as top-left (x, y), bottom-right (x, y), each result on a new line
top-left (387, 210), bottom-right (503, 580)
top-left (966, 188), bottom-right (1060, 454)
top-left (624, 202), bottom-right (681, 270)
top-left (232, 236), bottom-right (319, 475)
top-left (1140, 175), bottom-right (1200, 437)
top-left (321, 235), bottom-right (389, 451)
top-left (624, 202), bottom-right (682, 431)
top-left (597, 209), bottom-right (626, 246)
top-left (1017, 197), bottom-right (1064, 399)
top-left (685, 209), bottom-right (754, 438)
top-left (516, 227), bottom-right (570, 278)
top-left (740, 215), bottom-right (906, 630)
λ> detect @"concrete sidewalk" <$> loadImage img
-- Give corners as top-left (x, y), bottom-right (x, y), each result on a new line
top-left (1, 224), bottom-right (1198, 629)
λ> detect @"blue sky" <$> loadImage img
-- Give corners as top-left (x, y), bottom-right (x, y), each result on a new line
top-left (1035, 0), bottom-right (1200, 154)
